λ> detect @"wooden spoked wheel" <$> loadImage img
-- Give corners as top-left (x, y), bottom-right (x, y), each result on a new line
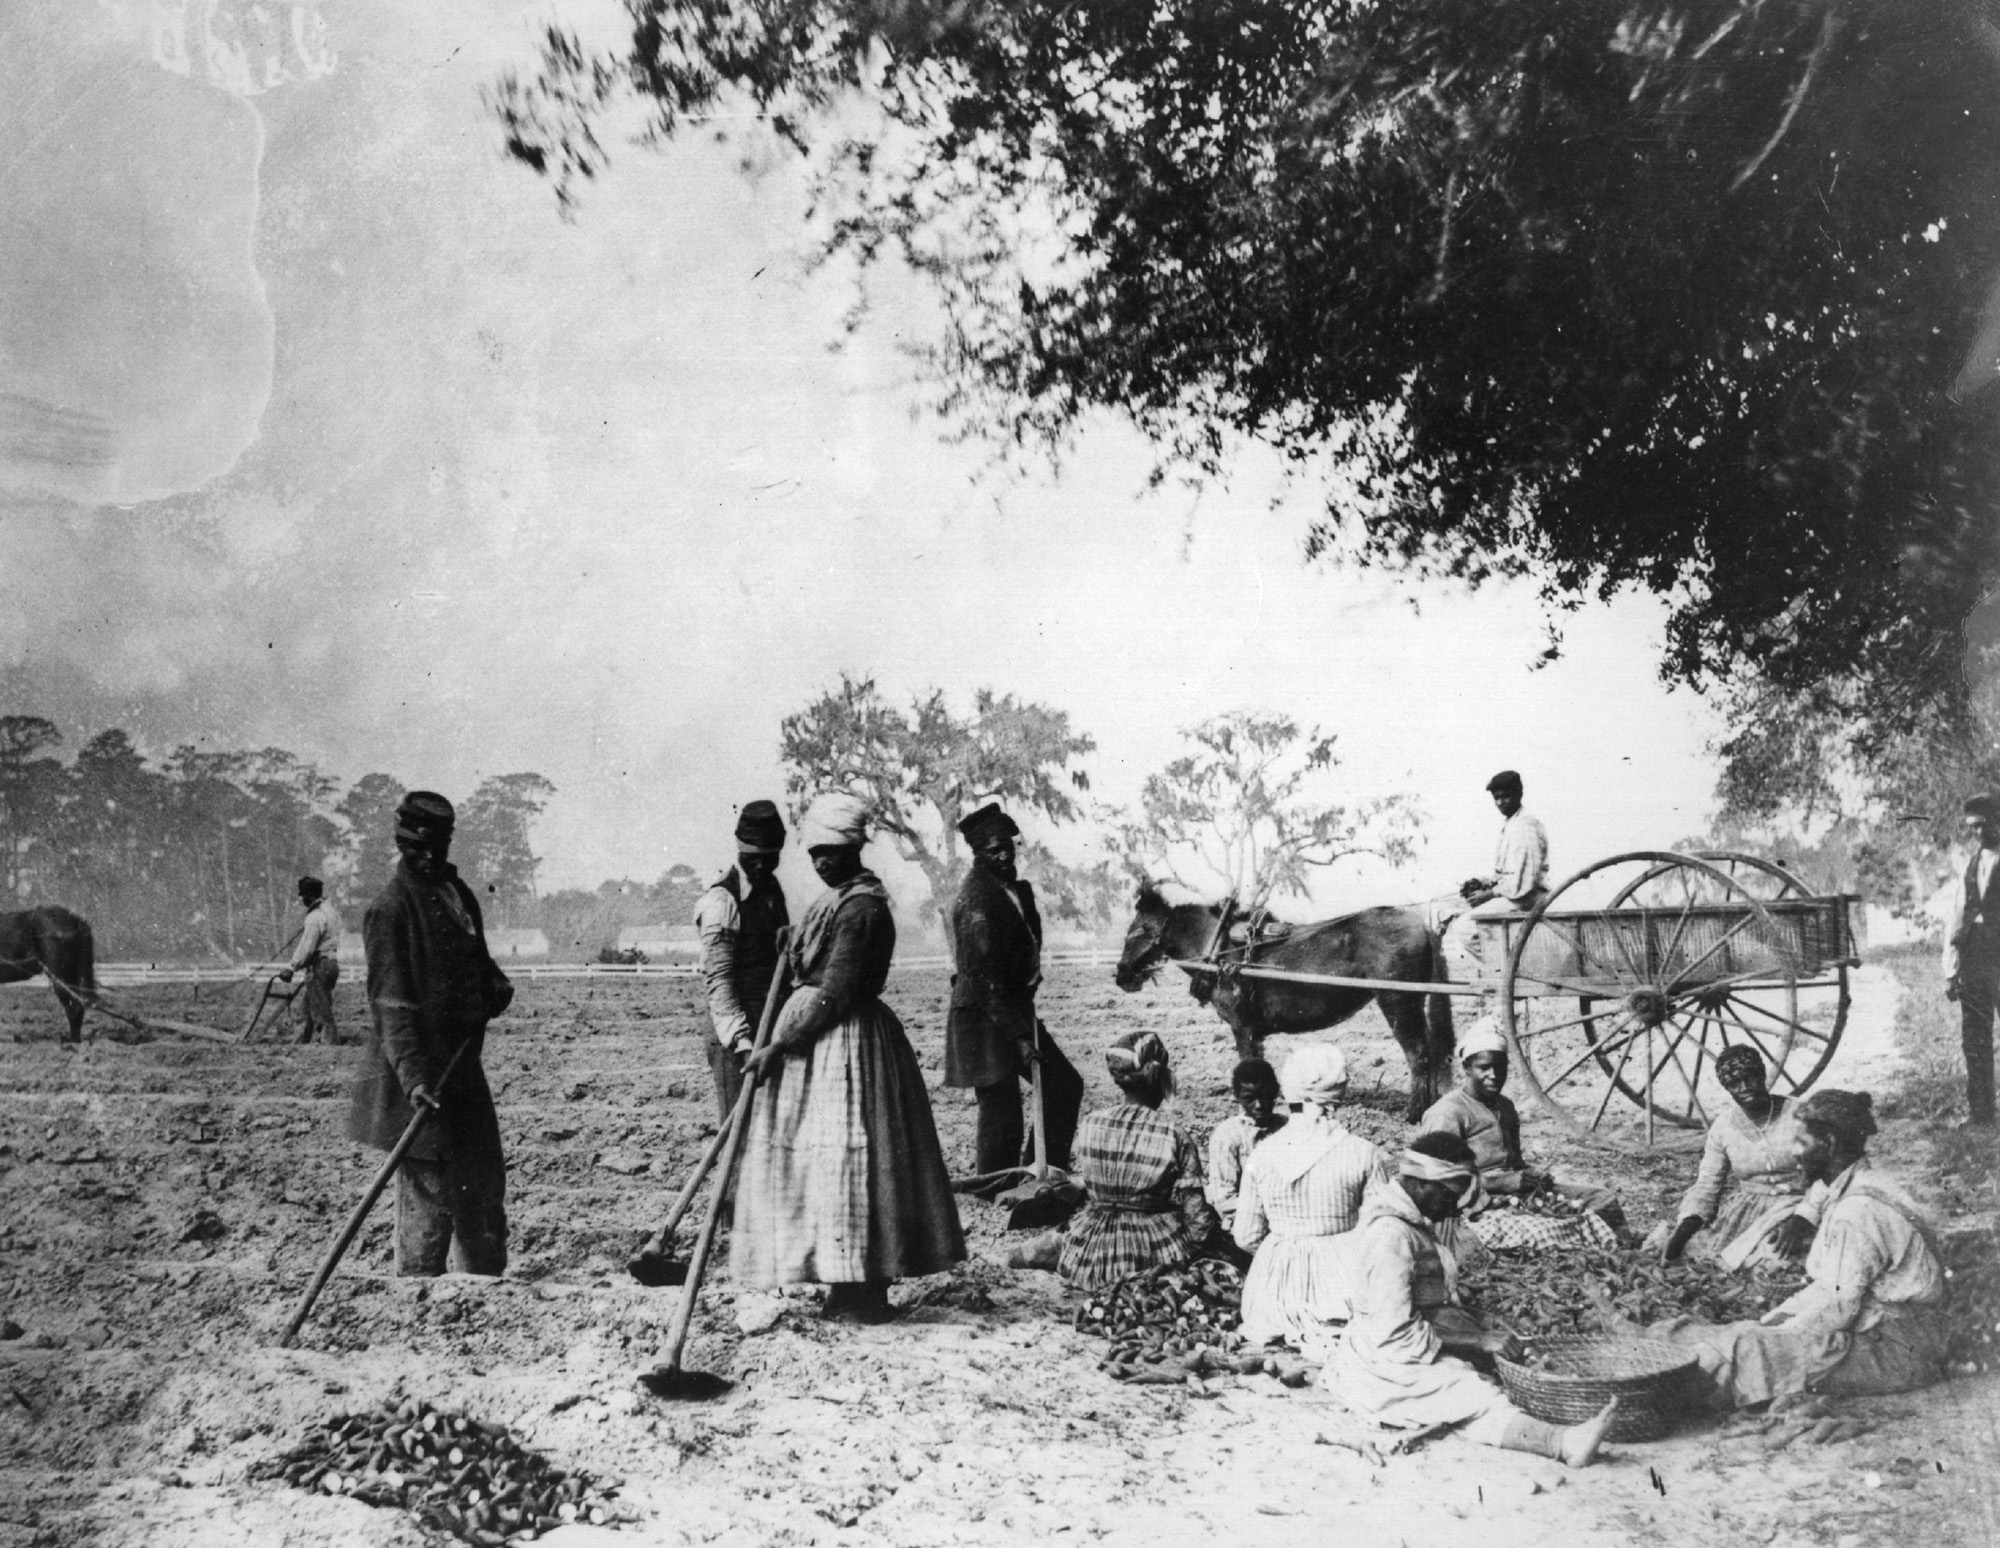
top-left (1499, 851), bottom-right (1839, 1147)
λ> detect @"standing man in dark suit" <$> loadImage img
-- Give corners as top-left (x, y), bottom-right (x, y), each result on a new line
top-left (347, 790), bottom-right (516, 1275)
top-left (944, 803), bottom-right (1084, 1177)
top-left (1945, 792), bottom-right (2000, 1128)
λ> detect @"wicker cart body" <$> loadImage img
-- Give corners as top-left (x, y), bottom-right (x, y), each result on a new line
top-left (1473, 851), bottom-right (1858, 1146)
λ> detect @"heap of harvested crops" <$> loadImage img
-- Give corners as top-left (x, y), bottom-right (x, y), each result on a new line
top-left (254, 1397), bottom-right (621, 1543)
top-left (1944, 1225), bottom-right (2000, 1375)
top-left (1458, 1248), bottom-right (1806, 1337)
top-left (1074, 1259), bottom-right (1286, 1383)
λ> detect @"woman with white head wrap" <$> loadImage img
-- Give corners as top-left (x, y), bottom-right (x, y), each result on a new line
top-left (1233, 1041), bottom-right (1394, 1350)
top-left (1325, 1133), bottom-right (1619, 1467)
top-left (1418, 1015), bottom-right (1624, 1256)
top-left (728, 792), bottom-right (966, 1323)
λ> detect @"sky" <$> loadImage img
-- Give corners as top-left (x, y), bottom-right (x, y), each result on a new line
top-left (0, 0), bottom-right (1731, 917)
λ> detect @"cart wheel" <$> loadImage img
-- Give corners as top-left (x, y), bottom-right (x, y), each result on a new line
top-left (1499, 852), bottom-right (1829, 1147)
top-left (1608, 851), bottom-right (1847, 1102)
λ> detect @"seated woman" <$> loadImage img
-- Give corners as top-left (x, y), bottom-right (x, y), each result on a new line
top-left (1652, 1044), bottom-right (1817, 1268)
top-left (1324, 1133), bottom-right (1619, 1467)
top-left (1053, 1031), bottom-right (1219, 1290)
top-left (1234, 1045), bottom-right (1391, 1348)
top-left (1205, 1057), bottom-right (1287, 1239)
top-left (1657, 1089), bottom-right (1948, 1408)
top-left (1418, 1019), bottom-right (1622, 1254)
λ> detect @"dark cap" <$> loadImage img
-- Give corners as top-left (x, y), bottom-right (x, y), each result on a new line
top-left (297, 875), bottom-right (324, 900)
top-left (957, 802), bottom-right (1020, 843)
top-left (395, 790), bottom-right (455, 839)
top-left (1485, 770), bottom-right (1523, 795)
top-left (1966, 793), bottom-right (2000, 820)
top-left (734, 799), bottom-right (786, 853)
top-left (1796, 1088), bottom-right (1876, 1143)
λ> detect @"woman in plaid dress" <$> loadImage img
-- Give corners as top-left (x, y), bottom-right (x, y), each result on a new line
top-left (734, 793), bottom-right (965, 1321)
top-left (1057, 1031), bottom-right (1218, 1290)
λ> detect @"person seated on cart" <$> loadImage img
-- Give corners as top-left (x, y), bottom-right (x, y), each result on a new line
top-left (1439, 769), bottom-right (1549, 981)
top-left (1649, 1044), bottom-right (1820, 1269)
top-left (1003, 1031), bottom-right (1220, 1288)
top-left (1654, 1089), bottom-right (1947, 1407)
top-left (1233, 1045), bottom-right (1391, 1348)
top-left (1205, 1057), bottom-right (1287, 1241)
top-left (1322, 1132), bottom-right (1620, 1467)
top-left (1417, 1020), bottom-right (1625, 1253)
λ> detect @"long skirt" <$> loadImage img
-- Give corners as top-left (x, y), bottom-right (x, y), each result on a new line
top-left (1327, 1339), bottom-right (1518, 1432)
top-left (1240, 1233), bottom-right (1363, 1347)
top-left (1057, 1203), bottom-right (1195, 1291)
top-left (1657, 1302), bottom-right (1949, 1408)
top-left (730, 999), bottom-right (966, 1287)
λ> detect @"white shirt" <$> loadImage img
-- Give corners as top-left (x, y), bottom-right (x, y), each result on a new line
top-left (1493, 809), bottom-right (1549, 904)
top-left (1943, 846), bottom-right (2000, 977)
top-left (290, 901), bottom-right (341, 970)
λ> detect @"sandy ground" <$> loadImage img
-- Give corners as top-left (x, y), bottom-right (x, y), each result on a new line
top-left (2, 958), bottom-right (1997, 1548)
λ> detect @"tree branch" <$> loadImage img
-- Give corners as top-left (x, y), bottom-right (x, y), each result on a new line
top-left (1731, 7), bottom-right (1840, 193)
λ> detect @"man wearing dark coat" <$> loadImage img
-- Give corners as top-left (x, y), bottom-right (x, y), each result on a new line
top-left (943, 803), bottom-right (1084, 1177)
top-left (693, 799), bottom-right (791, 1120)
top-left (346, 790), bottom-right (516, 1275)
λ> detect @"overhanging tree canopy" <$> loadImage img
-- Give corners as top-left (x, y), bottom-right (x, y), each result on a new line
top-left (495, 0), bottom-right (2000, 732)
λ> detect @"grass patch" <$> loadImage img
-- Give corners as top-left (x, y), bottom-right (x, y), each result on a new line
top-left (1871, 944), bottom-right (1998, 1201)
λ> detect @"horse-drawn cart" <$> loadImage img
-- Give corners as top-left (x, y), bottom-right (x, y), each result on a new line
top-left (1161, 849), bottom-right (1857, 1149)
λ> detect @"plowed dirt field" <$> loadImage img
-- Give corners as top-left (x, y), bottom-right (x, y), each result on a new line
top-left (1, 962), bottom-right (1994, 1548)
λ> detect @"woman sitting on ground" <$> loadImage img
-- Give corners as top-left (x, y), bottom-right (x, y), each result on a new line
top-left (1418, 1019), bottom-right (1623, 1254)
top-left (1205, 1057), bottom-right (1287, 1241)
top-left (1325, 1132), bottom-right (1620, 1468)
top-left (1652, 1044), bottom-right (1817, 1269)
top-left (1049, 1031), bottom-right (1219, 1290)
top-left (1234, 1044), bottom-right (1391, 1349)
top-left (1656, 1089), bottom-right (1948, 1407)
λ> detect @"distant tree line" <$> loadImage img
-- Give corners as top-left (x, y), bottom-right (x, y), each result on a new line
top-left (0, 715), bottom-right (559, 959)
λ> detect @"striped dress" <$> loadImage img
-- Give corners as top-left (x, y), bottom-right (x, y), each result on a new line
top-left (1058, 1103), bottom-right (1214, 1290)
top-left (729, 870), bottom-right (965, 1287)
top-left (1234, 1117), bottom-right (1390, 1347)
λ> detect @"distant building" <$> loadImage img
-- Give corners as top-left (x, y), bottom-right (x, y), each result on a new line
top-left (617, 924), bottom-right (700, 959)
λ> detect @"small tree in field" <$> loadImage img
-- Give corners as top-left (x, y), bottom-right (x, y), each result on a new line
top-left (779, 674), bottom-right (1095, 923)
top-left (1117, 712), bottom-right (1422, 907)
top-left (454, 773), bottom-right (557, 924)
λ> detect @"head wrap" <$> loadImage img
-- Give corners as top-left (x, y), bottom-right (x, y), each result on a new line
top-left (798, 791), bottom-right (870, 850)
top-left (1280, 1044), bottom-right (1349, 1108)
top-left (1486, 769), bottom-right (1523, 796)
top-left (1797, 1088), bottom-right (1877, 1143)
top-left (395, 790), bottom-right (455, 843)
top-left (1966, 793), bottom-right (2000, 821)
top-left (1105, 1030), bottom-right (1174, 1102)
top-left (1459, 1017), bottom-right (1508, 1062)
top-left (957, 802), bottom-right (1021, 844)
top-left (1714, 1044), bottom-right (1766, 1085)
top-left (1400, 1147), bottom-right (1476, 1186)
top-left (734, 799), bottom-right (786, 854)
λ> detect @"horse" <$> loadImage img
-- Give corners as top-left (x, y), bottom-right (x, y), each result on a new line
top-left (0, 907), bottom-right (97, 1044)
top-left (1114, 884), bottom-right (1457, 1121)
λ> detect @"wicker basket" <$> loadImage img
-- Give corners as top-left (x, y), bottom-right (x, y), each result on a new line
top-left (1494, 1335), bottom-right (1703, 1442)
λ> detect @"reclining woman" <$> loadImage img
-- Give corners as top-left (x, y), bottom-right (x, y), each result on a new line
top-left (1007, 1031), bottom-right (1219, 1288)
top-left (1652, 1044), bottom-right (1817, 1268)
top-left (1325, 1132), bottom-right (1620, 1468)
top-left (1234, 1044), bottom-right (1390, 1350)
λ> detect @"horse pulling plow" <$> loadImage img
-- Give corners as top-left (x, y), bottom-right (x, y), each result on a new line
top-left (1122, 850), bottom-right (1857, 1150)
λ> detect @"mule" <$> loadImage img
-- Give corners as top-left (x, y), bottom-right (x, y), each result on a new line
top-left (1114, 884), bottom-right (1456, 1120)
top-left (0, 906), bottom-right (96, 1044)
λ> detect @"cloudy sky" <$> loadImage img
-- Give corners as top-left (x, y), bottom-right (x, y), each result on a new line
top-left (2, 0), bottom-right (1727, 911)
